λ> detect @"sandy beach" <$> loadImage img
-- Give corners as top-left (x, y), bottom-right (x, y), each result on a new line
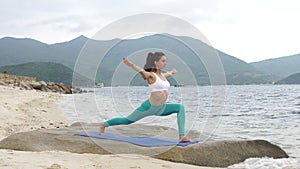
top-left (0, 85), bottom-right (219, 169)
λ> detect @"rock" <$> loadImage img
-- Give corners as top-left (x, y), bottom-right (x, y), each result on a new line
top-left (45, 82), bottom-right (72, 94)
top-left (0, 123), bottom-right (288, 167)
top-left (0, 80), bottom-right (7, 86)
top-left (30, 82), bottom-right (43, 90)
top-left (30, 81), bottom-right (63, 93)
top-left (56, 83), bottom-right (72, 94)
top-left (19, 81), bottom-right (33, 90)
top-left (41, 84), bottom-right (52, 92)
top-left (30, 81), bottom-right (54, 92)
top-left (47, 84), bottom-right (62, 93)
top-left (0, 73), bottom-right (86, 94)
top-left (39, 81), bottom-right (48, 86)
top-left (72, 87), bottom-right (83, 94)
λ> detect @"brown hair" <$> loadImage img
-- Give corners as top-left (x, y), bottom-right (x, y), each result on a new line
top-left (144, 52), bottom-right (165, 72)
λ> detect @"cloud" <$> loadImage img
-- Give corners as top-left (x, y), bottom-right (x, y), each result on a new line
top-left (25, 15), bottom-right (93, 33)
top-left (0, 0), bottom-right (222, 39)
top-left (1, 0), bottom-right (300, 61)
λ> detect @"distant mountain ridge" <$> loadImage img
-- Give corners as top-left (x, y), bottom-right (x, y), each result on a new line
top-left (250, 53), bottom-right (300, 77)
top-left (0, 34), bottom-right (294, 85)
top-left (275, 73), bottom-right (300, 84)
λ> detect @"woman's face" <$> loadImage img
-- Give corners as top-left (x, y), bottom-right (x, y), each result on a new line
top-left (155, 55), bottom-right (167, 70)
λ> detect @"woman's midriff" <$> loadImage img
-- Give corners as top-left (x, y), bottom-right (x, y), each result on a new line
top-left (149, 90), bottom-right (168, 106)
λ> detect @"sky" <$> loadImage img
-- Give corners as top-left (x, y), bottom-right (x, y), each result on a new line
top-left (1, 0), bottom-right (300, 63)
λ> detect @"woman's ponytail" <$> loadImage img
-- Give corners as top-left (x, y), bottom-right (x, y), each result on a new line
top-left (144, 52), bottom-right (164, 72)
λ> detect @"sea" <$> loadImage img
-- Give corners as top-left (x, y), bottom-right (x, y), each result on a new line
top-left (59, 85), bottom-right (300, 169)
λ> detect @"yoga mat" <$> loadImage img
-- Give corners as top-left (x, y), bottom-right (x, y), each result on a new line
top-left (75, 132), bottom-right (199, 147)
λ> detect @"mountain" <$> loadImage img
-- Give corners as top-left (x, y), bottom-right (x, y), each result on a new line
top-left (250, 53), bottom-right (300, 77)
top-left (84, 34), bottom-right (278, 85)
top-left (0, 34), bottom-right (276, 85)
top-left (0, 36), bottom-right (88, 69)
top-left (275, 73), bottom-right (300, 84)
top-left (0, 62), bottom-right (92, 86)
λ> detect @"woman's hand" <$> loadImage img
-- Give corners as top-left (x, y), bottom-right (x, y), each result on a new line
top-left (170, 69), bottom-right (177, 75)
top-left (164, 68), bottom-right (177, 78)
top-left (123, 57), bottom-right (144, 73)
top-left (123, 57), bottom-right (134, 67)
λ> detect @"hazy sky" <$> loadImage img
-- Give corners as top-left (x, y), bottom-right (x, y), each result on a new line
top-left (1, 0), bottom-right (300, 62)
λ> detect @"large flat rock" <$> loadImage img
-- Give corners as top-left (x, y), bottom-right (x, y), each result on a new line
top-left (0, 122), bottom-right (288, 167)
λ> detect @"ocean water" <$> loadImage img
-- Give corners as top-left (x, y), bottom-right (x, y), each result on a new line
top-left (60, 85), bottom-right (300, 168)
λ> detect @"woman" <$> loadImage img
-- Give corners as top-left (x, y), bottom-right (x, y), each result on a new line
top-left (99, 52), bottom-right (192, 142)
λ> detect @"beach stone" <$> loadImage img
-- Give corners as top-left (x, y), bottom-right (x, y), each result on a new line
top-left (41, 84), bottom-right (52, 92)
top-left (0, 123), bottom-right (288, 167)
top-left (47, 84), bottom-right (62, 93)
top-left (0, 81), bottom-right (7, 86)
top-left (19, 81), bottom-right (33, 90)
top-left (56, 83), bottom-right (72, 94)
top-left (0, 73), bottom-right (84, 94)
top-left (30, 82), bottom-right (43, 90)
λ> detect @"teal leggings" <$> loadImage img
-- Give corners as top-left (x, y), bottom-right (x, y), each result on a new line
top-left (104, 100), bottom-right (186, 135)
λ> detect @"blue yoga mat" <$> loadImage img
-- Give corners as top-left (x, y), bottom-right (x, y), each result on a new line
top-left (75, 132), bottom-right (199, 147)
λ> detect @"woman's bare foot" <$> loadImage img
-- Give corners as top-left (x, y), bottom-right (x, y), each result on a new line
top-left (179, 136), bottom-right (193, 142)
top-left (99, 122), bottom-right (106, 135)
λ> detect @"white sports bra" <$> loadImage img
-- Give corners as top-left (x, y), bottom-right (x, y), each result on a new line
top-left (149, 72), bottom-right (170, 92)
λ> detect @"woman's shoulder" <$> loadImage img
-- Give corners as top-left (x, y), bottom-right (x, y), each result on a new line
top-left (144, 71), bottom-right (156, 84)
top-left (139, 70), bottom-right (155, 80)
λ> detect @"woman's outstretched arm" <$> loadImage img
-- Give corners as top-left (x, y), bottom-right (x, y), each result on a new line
top-left (123, 57), bottom-right (143, 72)
top-left (163, 69), bottom-right (177, 78)
top-left (123, 57), bottom-right (153, 81)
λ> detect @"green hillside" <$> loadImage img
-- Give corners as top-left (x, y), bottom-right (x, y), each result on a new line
top-left (275, 73), bottom-right (300, 84)
top-left (0, 62), bottom-right (92, 86)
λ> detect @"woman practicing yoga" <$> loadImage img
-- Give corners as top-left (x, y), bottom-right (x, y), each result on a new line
top-left (99, 52), bottom-right (192, 142)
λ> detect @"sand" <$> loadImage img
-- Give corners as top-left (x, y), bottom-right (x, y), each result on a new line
top-left (0, 86), bottom-right (70, 140)
top-left (0, 85), bottom-right (220, 169)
